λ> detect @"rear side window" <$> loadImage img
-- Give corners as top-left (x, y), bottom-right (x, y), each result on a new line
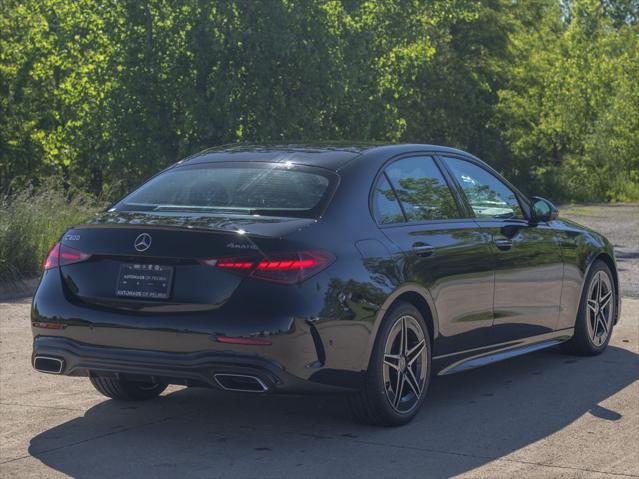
top-left (442, 157), bottom-right (524, 219)
top-left (384, 156), bottom-right (460, 221)
top-left (372, 174), bottom-right (405, 224)
top-left (114, 163), bottom-right (335, 219)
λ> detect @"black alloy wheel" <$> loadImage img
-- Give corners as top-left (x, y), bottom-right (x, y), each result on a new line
top-left (349, 302), bottom-right (431, 426)
top-left (561, 260), bottom-right (616, 355)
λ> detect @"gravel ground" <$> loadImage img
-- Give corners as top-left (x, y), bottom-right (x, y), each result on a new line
top-left (1, 204), bottom-right (638, 478)
top-left (561, 203), bottom-right (639, 298)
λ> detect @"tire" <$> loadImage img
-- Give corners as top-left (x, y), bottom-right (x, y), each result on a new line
top-left (89, 375), bottom-right (167, 401)
top-left (348, 302), bottom-right (431, 426)
top-left (561, 260), bottom-right (616, 356)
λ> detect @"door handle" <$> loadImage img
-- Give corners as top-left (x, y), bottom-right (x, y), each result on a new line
top-left (411, 243), bottom-right (435, 257)
top-left (494, 236), bottom-right (513, 251)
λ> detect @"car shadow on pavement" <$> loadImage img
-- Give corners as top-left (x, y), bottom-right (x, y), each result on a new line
top-left (28, 345), bottom-right (639, 478)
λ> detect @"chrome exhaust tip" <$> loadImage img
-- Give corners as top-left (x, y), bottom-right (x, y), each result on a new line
top-left (33, 356), bottom-right (64, 374)
top-left (214, 373), bottom-right (268, 393)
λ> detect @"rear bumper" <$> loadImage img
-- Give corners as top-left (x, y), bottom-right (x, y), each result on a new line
top-left (31, 269), bottom-right (371, 392)
top-left (32, 336), bottom-right (356, 394)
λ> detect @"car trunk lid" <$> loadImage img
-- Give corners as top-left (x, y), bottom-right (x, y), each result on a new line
top-left (57, 211), bottom-right (315, 312)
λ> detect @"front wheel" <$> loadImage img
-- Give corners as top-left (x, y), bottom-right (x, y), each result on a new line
top-left (561, 260), bottom-right (616, 356)
top-left (348, 302), bottom-right (431, 426)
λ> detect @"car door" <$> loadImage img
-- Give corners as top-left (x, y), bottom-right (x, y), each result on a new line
top-left (372, 155), bottom-right (495, 356)
top-left (439, 155), bottom-right (564, 343)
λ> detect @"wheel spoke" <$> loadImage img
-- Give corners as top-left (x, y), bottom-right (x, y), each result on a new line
top-left (598, 313), bottom-right (609, 334)
top-left (597, 274), bottom-right (603, 303)
top-left (405, 367), bottom-right (421, 399)
top-left (587, 299), bottom-right (598, 315)
top-left (407, 339), bottom-right (425, 366)
top-left (401, 318), bottom-right (408, 356)
top-left (599, 290), bottom-right (613, 311)
top-left (384, 354), bottom-right (401, 371)
top-left (590, 312), bottom-right (598, 336)
top-left (592, 316), bottom-right (599, 340)
top-left (393, 373), bottom-right (405, 409)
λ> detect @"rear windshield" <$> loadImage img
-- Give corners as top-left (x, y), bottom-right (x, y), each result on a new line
top-left (113, 162), bottom-right (337, 218)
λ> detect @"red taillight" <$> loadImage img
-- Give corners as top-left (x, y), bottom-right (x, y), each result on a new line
top-left (216, 260), bottom-right (255, 269)
top-left (199, 251), bottom-right (334, 284)
top-left (42, 242), bottom-right (92, 270)
top-left (42, 243), bottom-right (60, 270)
top-left (252, 251), bottom-right (332, 284)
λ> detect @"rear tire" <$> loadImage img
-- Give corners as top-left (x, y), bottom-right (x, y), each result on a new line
top-left (348, 302), bottom-right (431, 426)
top-left (561, 260), bottom-right (616, 356)
top-left (89, 375), bottom-right (167, 401)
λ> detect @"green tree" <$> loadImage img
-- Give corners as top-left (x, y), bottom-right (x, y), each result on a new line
top-left (1, 0), bottom-right (638, 201)
top-left (495, 0), bottom-right (639, 201)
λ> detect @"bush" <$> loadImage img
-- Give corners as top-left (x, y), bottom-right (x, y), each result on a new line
top-left (0, 180), bottom-right (102, 284)
top-left (530, 158), bottom-right (639, 204)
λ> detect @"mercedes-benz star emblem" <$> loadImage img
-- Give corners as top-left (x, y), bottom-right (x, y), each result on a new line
top-left (134, 233), bottom-right (152, 252)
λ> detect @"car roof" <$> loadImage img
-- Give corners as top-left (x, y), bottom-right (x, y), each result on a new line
top-left (179, 143), bottom-right (482, 171)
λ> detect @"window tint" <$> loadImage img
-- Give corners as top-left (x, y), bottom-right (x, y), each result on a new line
top-left (443, 157), bottom-right (523, 219)
top-left (372, 174), bottom-right (405, 224)
top-left (385, 156), bottom-right (460, 221)
top-left (114, 163), bottom-right (333, 219)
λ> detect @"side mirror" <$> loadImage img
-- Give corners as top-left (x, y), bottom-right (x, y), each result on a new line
top-left (531, 196), bottom-right (558, 223)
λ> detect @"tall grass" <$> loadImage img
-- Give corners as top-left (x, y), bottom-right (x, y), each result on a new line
top-left (0, 180), bottom-right (103, 284)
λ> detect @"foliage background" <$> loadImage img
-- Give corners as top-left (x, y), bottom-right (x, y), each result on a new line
top-left (0, 179), bottom-right (100, 283)
top-left (3, 0), bottom-right (638, 201)
top-left (0, 0), bottom-right (638, 280)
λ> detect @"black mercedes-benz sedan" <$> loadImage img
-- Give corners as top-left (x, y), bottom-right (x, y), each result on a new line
top-left (31, 144), bottom-right (620, 426)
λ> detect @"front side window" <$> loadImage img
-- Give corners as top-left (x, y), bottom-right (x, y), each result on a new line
top-left (114, 163), bottom-right (335, 219)
top-left (372, 174), bottom-right (405, 224)
top-left (384, 156), bottom-right (460, 221)
top-left (443, 157), bottom-right (523, 219)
